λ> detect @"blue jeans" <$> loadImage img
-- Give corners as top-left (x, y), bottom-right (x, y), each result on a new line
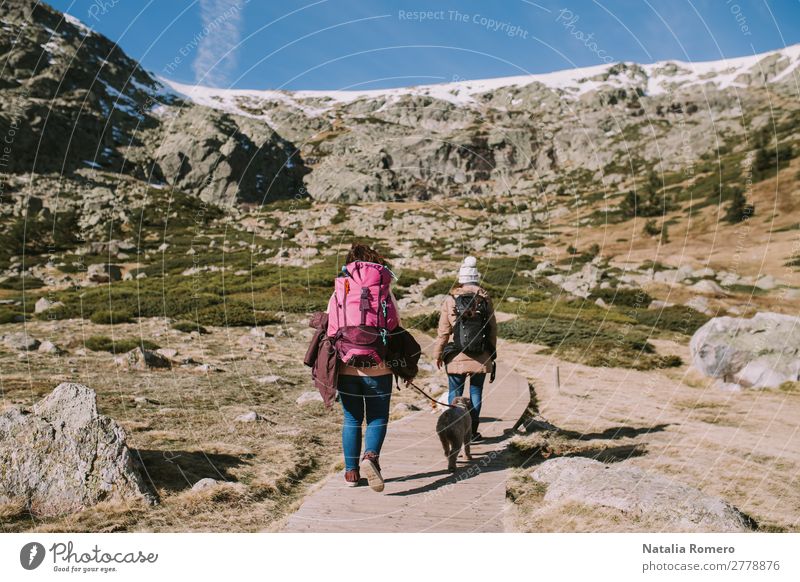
top-left (338, 374), bottom-right (393, 470)
top-left (448, 373), bottom-right (485, 432)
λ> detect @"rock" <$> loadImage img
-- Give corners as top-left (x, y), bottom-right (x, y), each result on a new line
top-left (86, 263), bottom-right (122, 283)
top-left (689, 312), bottom-right (800, 389)
top-left (693, 267), bottom-right (716, 279)
top-left (783, 288), bottom-right (800, 300)
top-left (37, 340), bottom-right (64, 355)
top-left (648, 300), bottom-right (674, 310)
top-left (719, 273), bottom-right (741, 287)
top-left (754, 275), bottom-right (778, 290)
top-left (0, 383), bottom-right (156, 516)
top-left (653, 269), bottom-right (680, 285)
top-left (567, 263), bottom-right (602, 298)
top-left (235, 411), bottom-right (264, 422)
top-left (254, 374), bottom-right (284, 385)
top-left (34, 297), bottom-right (63, 313)
top-left (191, 478), bottom-right (220, 491)
top-left (690, 279), bottom-right (726, 295)
top-left (121, 347), bottom-right (172, 370)
top-left (529, 457), bottom-right (752, 531)
top-left (194, 363), bottom-right (224, 373)
top-left (393, 402), bottom-right (421, 413)
top-left (296, 391), bottom-right (323, 405)
top-left (594, 297), bottom-right (608, 309)
top-left (2, 332), bottom-right (40, 351)
top-left (156, 348), bottom-right (178, 359)
top-left (133, 396), bottom-right (159, 405)
top-left (685, 296), bottom-right (713, 315)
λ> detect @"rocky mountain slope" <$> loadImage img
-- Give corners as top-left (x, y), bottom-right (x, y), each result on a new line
top-left (0, 0), bottom-right (305, 205)
top-left (167, 44), bottom-right (800, 202)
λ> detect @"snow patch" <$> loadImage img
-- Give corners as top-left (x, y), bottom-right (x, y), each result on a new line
top-left (161, 43), bottom-right (800, 121)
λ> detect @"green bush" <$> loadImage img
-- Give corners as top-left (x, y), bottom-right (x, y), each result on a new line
top-left (422, 278), bottom-right (457, 298)
top-left (192, 300), bottom-right (278, 327)
top-left (84, 336), bottom-right (159, 353)
top-left (626, 305), bottom-right (709, 335)
top-left (0, 276), bottom-right (45, 290)
top-left (405, 311), bottom-right (439, 332)
top-left (0, 307), bottom-right (23, 324)
top-left (497, 313), bottom-right (683, 370)
top-left (90, 309), bottom-right (134, 325)
top-left (590, 287), bottom-right (652, 308)
top-left (171, 320), bottom-right (209, 334)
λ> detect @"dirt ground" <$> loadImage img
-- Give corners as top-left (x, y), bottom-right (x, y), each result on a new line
top-left (501, 336), bottom-right (800, 532)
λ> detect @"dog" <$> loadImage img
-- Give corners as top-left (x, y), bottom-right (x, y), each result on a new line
top-left (436, 396), bottom-right (474, 472)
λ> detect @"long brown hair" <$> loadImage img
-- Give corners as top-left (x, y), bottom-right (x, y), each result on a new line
top-left (345, 242), bottom-right (388, 266)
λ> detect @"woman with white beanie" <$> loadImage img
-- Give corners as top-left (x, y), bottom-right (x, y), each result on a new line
top-left (432, 256), bottom-right (498, 441)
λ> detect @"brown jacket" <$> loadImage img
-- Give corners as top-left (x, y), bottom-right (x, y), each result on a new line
top-left (433, 284), bottom-right (498, 375)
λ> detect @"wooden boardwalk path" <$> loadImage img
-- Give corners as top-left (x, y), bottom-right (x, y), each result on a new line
top-left (282, 365), bottom-right (530, 532)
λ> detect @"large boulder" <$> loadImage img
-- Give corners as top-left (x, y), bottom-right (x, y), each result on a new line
top-left (119, 347), bottom-right (172, 370)
top-left (0, 383), bottom-right (156, 516)
top-left (2, 332), bottom-right (40, 351)
top-left (689, 312), bottom-right (800, 389)
top-left (529, 457), bottom-right (753, 532)
top-left (86, 263), bottom-right (122, 283)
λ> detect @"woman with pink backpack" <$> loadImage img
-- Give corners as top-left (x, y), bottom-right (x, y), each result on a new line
top-left (324, 243), bottom-right (402, 492)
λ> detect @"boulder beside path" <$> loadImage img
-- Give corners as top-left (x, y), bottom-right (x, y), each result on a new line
top-left (0, 383), bottom-right (156, 516)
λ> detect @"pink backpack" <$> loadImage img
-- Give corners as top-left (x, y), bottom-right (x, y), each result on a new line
top-left (327, 261), bottom-right (399, 366)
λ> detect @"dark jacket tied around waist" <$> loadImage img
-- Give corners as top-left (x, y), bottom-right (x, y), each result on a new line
top-left (304, 311), bottom-right (338, 407)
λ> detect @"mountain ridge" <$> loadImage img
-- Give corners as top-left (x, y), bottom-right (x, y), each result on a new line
top-left (163, 42), bottom-right (800, 114)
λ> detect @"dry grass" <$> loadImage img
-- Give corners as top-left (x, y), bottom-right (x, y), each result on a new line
top-left (0, 317), bottom-right (442, 532)
top-left (502, 336), bottom-right (800, 532)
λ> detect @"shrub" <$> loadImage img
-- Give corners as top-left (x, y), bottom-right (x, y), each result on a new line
top-left (626, 305), bottom-right (709, 335)
top-left (0, 307), bottom-right (23, 324)
top-left (405, 311), bottom-right (439, 332)
top-left (192, 300), bottom-right (278, 327)
top-left (422, 278), bottom-right (457, 298)
top-left (642, 219), bottom-right (661, 237)
top-left (723, 186), bottom-right (754, 224)
top-left (85, 335), bottom-right (159, 353)
top-left (590, 287), bottom-right (652, 308)
top-left (90, 309), bottom-right (134, 325)
top-left (497, 312), bottom-right (682, 370)
top-left (0, 276), bottom-right (45, 290)
top-left (171, 320), bottom-right (209, 334)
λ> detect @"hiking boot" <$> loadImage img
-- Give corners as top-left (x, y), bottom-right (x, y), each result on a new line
top-left (344, 469), bottom-right (360, 487)
top-left (471, 432), bottom-right (484, 442)
top-left (360, 451), bottom-right (384, 492)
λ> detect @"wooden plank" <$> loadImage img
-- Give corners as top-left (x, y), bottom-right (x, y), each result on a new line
top-left (281, 364), bottom-right (529, 532)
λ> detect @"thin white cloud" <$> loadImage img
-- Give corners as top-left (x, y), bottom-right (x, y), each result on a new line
top-left (193, 0), bottom-right (245, 87)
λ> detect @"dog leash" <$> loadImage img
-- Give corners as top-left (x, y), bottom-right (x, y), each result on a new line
top-left (399, 378), bottom-right (457, 409)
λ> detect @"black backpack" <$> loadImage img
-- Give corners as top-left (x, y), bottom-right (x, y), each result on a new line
top-left (451, 293), bottom-right (490, 356)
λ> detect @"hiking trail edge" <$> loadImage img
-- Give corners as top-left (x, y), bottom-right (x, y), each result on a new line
top-left (281, 364), bottom-right (530, 532)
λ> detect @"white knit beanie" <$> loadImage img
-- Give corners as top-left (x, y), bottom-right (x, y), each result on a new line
top-left (458, 256), bottom-right (481, 284)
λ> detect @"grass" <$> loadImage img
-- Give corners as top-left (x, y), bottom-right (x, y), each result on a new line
top-left (624, 305), bottom-right (710, 335)
top-left (90, 309), bottom-right (134, 325)
top-left (0, 276), bottom-right (46, 290)
top-left (497, 296), bottom-right (686, 369)
top-left (422, 278), bottom-right (457, 298)
top-left (405, 311), bottom-right (439, 332)
top-left (84, 336), bottom-right (160, 353)
top-left (590, 287), bottom-right (652, 308)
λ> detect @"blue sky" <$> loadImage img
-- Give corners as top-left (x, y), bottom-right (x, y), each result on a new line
top-left (48, 0), bottom-right (800, 90)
